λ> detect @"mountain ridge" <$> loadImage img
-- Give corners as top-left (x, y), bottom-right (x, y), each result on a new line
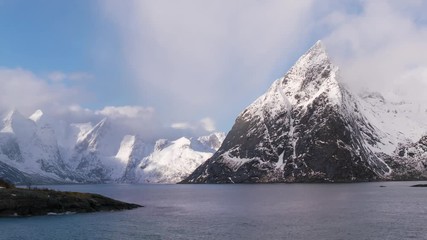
top-left (182, 40), bottom-right (427, 183)
top-left (0, 110), bottom-right (225, 184)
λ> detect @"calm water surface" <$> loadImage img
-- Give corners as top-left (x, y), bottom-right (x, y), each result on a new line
top-left (1, 182), bottom-right (427, 240)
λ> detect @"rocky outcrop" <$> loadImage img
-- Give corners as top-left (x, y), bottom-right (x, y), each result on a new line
top-left (0, 188), bottom-right (141, 217)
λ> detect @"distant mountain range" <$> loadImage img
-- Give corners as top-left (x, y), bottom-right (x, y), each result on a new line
top-left (2, 40), bottom-right (427, 185)
top-left (0, 108), bottom-right (225, 184)
top-left (182, 41), bottom-right (427, 183)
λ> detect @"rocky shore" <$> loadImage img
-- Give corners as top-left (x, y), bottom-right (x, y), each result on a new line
top-left (0, 187), bottom-right (142, 217)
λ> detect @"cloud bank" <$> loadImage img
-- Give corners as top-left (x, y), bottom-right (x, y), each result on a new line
top-left (2, 1), bottom-right (427, 138)
top-left (0, 68), bottom-right (85, 115)
top-left (0, 67), bottom-right (214, 141)
top-left (101, 0), bottom-right (315, 129)
top-left (100, 0), bottom-right (427, 131)
top-left (321, 1), bottom-right (427, 104)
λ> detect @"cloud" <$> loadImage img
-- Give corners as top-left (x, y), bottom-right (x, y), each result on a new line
top-left (0, 67), bottom-right (86, 115)
top-left (48, 71), bottom-right (94, 82)
top-left (95, 106), bottom-right (165, 140)
top-left (171, 122), bottom-right (192, 131)
top-left (100, 0), bottom-right (315, 129)
top-left (199, 117), bottom-right (216, 132)
top-left (96, 106), bottom-right (155, 119)
top-left (0, 66), bottom-right (217, 142)
top-left (53, 105), bottom-right (217, 141)
top-left (101, 0), bottom-right (427, 128)
top-left (5, 1), bottom-right (426, 140)
top-left (320, 1), bottom-right (427, 104)
top-left (171, 117), bottom-right (216, 132)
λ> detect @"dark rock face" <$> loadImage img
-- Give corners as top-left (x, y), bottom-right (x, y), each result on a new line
top-left (182, 41), bottom-right (396, 184)
top-left (0, 188), bottom-right (141, 217)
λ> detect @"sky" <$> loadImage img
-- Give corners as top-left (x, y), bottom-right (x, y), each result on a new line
top-left (0, 0), bottom-right (427, 138)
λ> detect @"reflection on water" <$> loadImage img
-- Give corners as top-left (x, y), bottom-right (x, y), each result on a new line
top-left (1, 182), bottom-right (427, 240)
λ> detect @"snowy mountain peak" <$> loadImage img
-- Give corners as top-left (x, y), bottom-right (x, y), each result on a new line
top-left (0, 109), bottom-right (225, 184)
top-left (115, 135), bottom-right (137, 163)
top-left (29, 109), bottom-right (44, 123)
top-left (154, 139), bottom-right (169, 151)
top-left (198, 132), bottom-right (226, 151)
top-left (241, 40), bottom-right (340, 120)
top-left (174, 137), bottom-right (191, 146)
top-left (3, 109), bottom-right (26, 122)
top-left (280, 39), bottom-right (340, 105)
top-left (92, 117), bottom-right (109, 131)
top-left (80, 117), bottom-right (109, 143)
top-left (183, 40), bottom-right (402, 184)
top-left (310, 40), bottom-right (326, 54)
top-left (1, 109), bottom-right (34, 134)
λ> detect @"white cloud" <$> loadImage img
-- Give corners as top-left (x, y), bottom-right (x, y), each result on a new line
top-left (5, 1), bottom-right (426, 140)
top-left (321, 1), bottom-right (427, 104)
top-left (100, 0), bottom-right (315, 129)
top-left (171, 122), bottom-right (192, 130)
top-left (96, 106), bottom-right (155, 119)
top-left (0, 66), bottom-right (216, 141)
top-left (171, 117), bottom-right (217, 134)
top-left (102, 0), bottom-right (427, 129)
top-left (199, 117), bottom-right (216, 132)
top-left (0, 67), bottom-right (85, 115)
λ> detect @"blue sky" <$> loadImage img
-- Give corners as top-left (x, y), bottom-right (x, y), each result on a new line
top-left (0, 0), bottom-right (132, 107)
top-left (1, 0), bottom-right (427, 136)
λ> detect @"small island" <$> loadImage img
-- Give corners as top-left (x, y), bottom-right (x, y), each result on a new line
top-left (410, 184), bottom-right (427, 187)
top-left (0, 179), bottom-right (141, 217)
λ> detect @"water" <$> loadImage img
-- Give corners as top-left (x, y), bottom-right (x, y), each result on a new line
top-left (1, 182), bottom-right (427, 240)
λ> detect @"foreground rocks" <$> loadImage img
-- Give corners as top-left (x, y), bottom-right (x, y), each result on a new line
top-left (0, 188), bottom-right (141, 217)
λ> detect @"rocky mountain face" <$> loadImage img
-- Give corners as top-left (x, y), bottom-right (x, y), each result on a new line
top-left (0, 110), bottom-right (225, 184)
top-left (380, 136), bottom-right (427, 180)
top-left (183, 41), bottom-right (427, 183)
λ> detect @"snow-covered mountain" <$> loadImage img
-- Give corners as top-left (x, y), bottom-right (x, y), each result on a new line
top-left (183, 40), bottom-right (427, 183)
top-left (0, 110), bottom-right (225, 184)
top-left (133, 135), bottom-right (224, 183)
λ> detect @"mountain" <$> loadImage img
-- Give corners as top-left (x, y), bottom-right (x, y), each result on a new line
top-left (0, 110), bottom-right (71, 183)
top-left (0, 110), bottom-right (224, 184)
top-left (182, 41), bottom-right (427, 183)
top-left (133, 134), bottom-right (225, 183)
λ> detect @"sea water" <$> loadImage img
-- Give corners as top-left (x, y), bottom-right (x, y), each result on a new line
top-left (1, 182), bottom-right (426, 240)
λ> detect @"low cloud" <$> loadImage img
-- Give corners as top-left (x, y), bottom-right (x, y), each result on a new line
top-left (321, 1), bottom-right (427, 104)
top-left (96, 106), bottom-right (155, 120)
top-left (199, 117), bottom-right (216, 132)
top-left (100, 0), bottom-right (315, 129)
top-left (100, 0), bottom-right (427, 128)
top-left (0, 67), bottom-right (85, 115)
top-left (3, 1), bottom-right (427, 139)
top-left (0, 66), bottom-right (218, 141)
top-left (171, 117), bottom-right (216, 133)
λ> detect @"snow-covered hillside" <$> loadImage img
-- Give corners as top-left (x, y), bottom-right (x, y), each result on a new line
top-left (0, 110), bottom-right (224, 184)
top-left (183, 40), bottom-right (427, 183)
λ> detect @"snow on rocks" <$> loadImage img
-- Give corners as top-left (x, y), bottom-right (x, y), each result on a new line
top-left (0, 109), bottom-right (225, 184)
top-left (183, 40), bottom-right (427, 183)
